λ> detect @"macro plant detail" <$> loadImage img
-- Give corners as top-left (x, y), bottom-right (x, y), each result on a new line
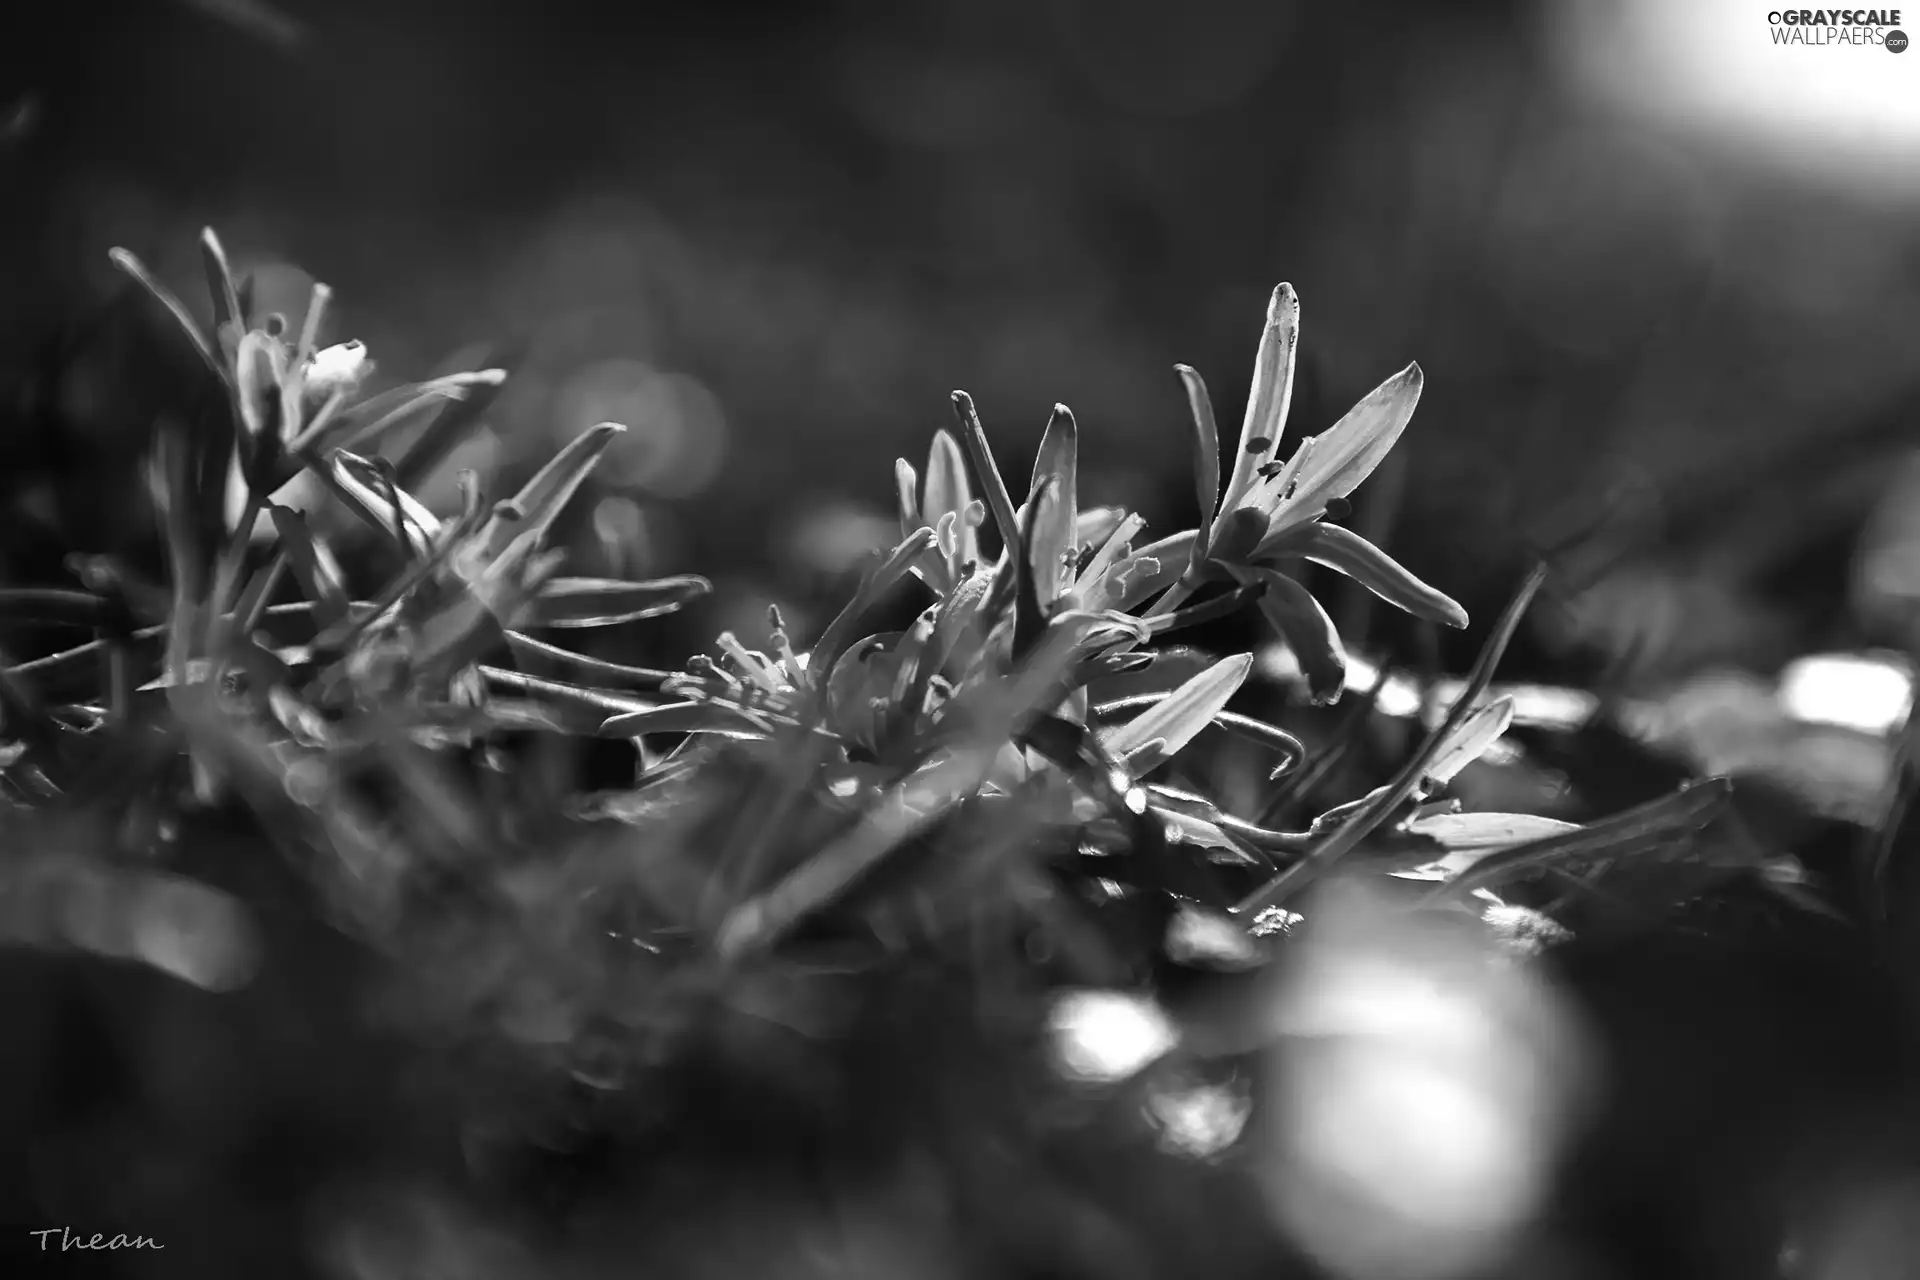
top-left (0, 229), bottom-right (1743, 1165)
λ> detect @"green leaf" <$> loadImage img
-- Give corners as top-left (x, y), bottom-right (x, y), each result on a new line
top-left (1100, 652), bottom-right (1253, 768)
top-left (1175, 364), bottom-right (1221, 580)
top-left (525, 575), bottom-right (712, 628)
top-left (1244, 569), bottom-right (1346, 704)
top-left (1219, 284), bottom-right (1300, 516)
top-left (1267, 521), bottom-right (1467, 628)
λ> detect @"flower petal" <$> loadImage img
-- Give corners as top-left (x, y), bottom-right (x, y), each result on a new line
top-left (477, 421), bottom-right (624, 559)
top-left (1106, 531), bottom-right (1198, 612)
top-left (1264, 522), bottom-right (1468, 628)
top-left (895, 457), bottom-right (922, 543)
top-left (1028, 404), bottom-right (1079, 608)
top-left (1280, 361), bottom-right (1422, 519)
top-left (1245, 568), bottom-right (1346, 705)
top-left (949, 391), bottom-right (1024, 565)
top-left (1176, 364), bottom-right (1221, 577)
top-left (923, 428), bottom-right (975, 571)
top-left (1424, 695), bottom-right (1515, 788)
top-left (1074, 506), bottom-right (1127, 553)
top-left (526, 574), bottom-right (712, 628)
top-left (328, 449), bottom-right (441, 558)
top-left (1219, 284), bottom-right (1301, 515)
top-left (267, 505), bottom-right (350, 629)
top-left (1099, 652), bottom-right (1253, 766)
top-left (810, 527), bottom-right (938, 678)
top-left (600, 699), bottom-right (772, 739)
top-left (1401, 811), bottom-right (1582, 852)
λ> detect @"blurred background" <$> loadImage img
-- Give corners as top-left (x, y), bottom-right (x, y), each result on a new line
top-left (5, 0), bottom-right (1919, 686)
top-left (6, 1), bottom-right (1920, 1277)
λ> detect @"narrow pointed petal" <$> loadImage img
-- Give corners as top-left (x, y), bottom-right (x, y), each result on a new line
top-left (320, 369), bottom-right (509, 457)
top-left (896, 605), bottom-right (946, 723)
top-left (1265, 521), bottom-right (1468, 627)
top-left (1073, 505), bottom-right (1126, 552)
top-left (1423, 695), bottom-right (1515, 788)
top-left (1247, 568), bottom-right (1346, 704)
top-left (396, 356), bottom-right (517, 492)
top-left (1016, 478), bottom-right (1061, 651)
top-left (924, 429), bottom-right (973, 532)
top-left (1401, 811), bottom-right (1582, 852)
top-left (327, 450), bottom-right (442, 558)
top-left (109, 248), bottom-right (226, 384)
top-left (1176, 364), bottom-right (1222, 577)
top-left (1219, 284), bottom-right (1300, 514)
top-left (233, 330), bottom-right (288, 441)
top-left (810, 527), bottom-right (938, 678)
top-left (1028, 404), bottom-right (1079, 606)
top-left (527, 574), bottom-right (713, 628)
top-left (1076, 513), bottom-right (1146, 597)
top-left (1102, 532), bottom-right (1197, 613)
top-left (600, 700), bottom-right (772, 739)
top-left (199, 227), bottom-right (243, 342)
top-left (895, 457), bottom-right (922, 541)
top-left (1100, 652), bottom-right (1253, 765)
top-left (1283, 361), bottom-right (1422, 518)
top-left (268, 505), bottom-right (350, 629)
top-left (477, 421), bottom-right (624, 559)
top-left (949, 391), bottom-right (1024, 562)
top-left (1430, 778), bottom-right (1733, 901)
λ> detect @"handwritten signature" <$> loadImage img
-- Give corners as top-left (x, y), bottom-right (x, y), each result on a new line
top-left (29, 1228), bottom-right (163, 1252)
